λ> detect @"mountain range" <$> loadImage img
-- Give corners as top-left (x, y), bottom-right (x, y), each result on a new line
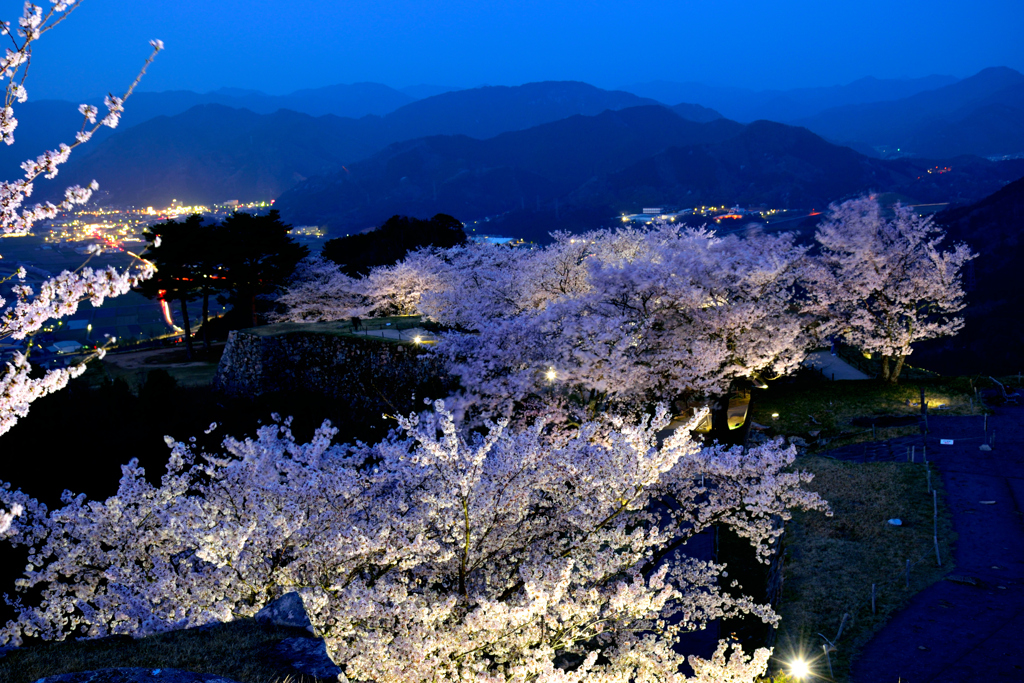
top-left (619, 74), bottom-right (961, 123)
top-left (273, 109), bottom-right (1024, 240)
top-left (795, 67), bottom-right (1024, 158)
top-left (7, 68), bottom-right (1023, 238)
top-left (44, 82), bottom-right (668, 206)
top-left (0, 82), bottom-right (459, 178)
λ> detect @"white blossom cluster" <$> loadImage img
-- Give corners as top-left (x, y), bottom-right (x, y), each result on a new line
top-left (0, 2), bottom-right (161, 528)
top-left (271, 250), bottom-right (451, 322)
top-left (276, 225), bottom-right (814, 414)
top-left (1, 261), bottom-right (155, 436)
top-left (0, 403), bottom-right (828, 681)
top-left (807, 197), bottom-right (975, 381)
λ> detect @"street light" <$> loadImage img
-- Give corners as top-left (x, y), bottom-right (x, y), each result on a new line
top-left (545, 368), bottom-right (557, 382)
top-left (788, 658), bottom-right (810, 680)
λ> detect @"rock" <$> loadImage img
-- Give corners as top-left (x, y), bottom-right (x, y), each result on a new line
top-left (787, 436), bottom-right (809, 447)
top-left (946, 574), bottom-right (982, 587)
top-left (33, 668), bottom-right (242, 683)
top-left (747, 431), bottom-right (769, 446)
top-left (268, 637), bottom-right (344, 679)
top-left (808, 430), bottom-right (821, 438)
top-left (255, 592), bottom-right (312, 629)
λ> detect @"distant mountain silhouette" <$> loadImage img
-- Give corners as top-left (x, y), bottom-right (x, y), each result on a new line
top-left (912, 174), bottom-right (1024, 374)
top-left (398, 84), bottom-right (462, 99)
top-left (275, 110), bottom-right (1024, 241)
top-left (797, 67), bottom-right (1024, 157)
top-left (274, 106), bottom-right (745, 235)
top-left (0, 83), bottom-right (416, 178)
top-left (44, 82), bottom-right (669, 206)
top-left (620, 74), bottom-right (960, 122)
top-left (374, 81), bottom-right (658, 140)
top-left (120, 83), bottom-right (415, 122)
top-left (571, 120), bottom-right (905, 211)
top-left (53, 105), bottom-right (377, 206)
top-left (670, 103), bottom-right (723, 123)
top-left (567, 123), bottom-right (1024, 216)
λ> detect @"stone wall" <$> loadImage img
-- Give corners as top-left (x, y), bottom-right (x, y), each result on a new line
top-left (214, 328), bottom-right (454, 415)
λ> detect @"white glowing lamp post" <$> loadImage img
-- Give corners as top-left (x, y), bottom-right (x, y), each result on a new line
top-left (789, 658), bottom-right (810, 679)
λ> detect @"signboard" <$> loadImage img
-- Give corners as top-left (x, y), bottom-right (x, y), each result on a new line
top-left (940, 439), bottom-right (954, 445)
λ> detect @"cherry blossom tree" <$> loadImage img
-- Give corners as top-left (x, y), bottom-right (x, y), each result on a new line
top-left (809, 196), bottom-right (975, 383)
top-left (270, 255), bottom-right (368, 322)
top-left (427, 225), bottom-right (812, 420)
top-left (273, 248), bottom-right (453, 322)
top-left (418, 242), bottom-right (545, 326)
top-left (361, 247), bottom-right (450, 317)
top-left (0, 402), bottom-right (829, 682)
top-left (0, 2), bottom-right (161, 536)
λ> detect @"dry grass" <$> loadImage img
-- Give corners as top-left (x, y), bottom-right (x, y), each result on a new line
top-left (774, 456), bottom-right (956, 682)
top-left (88, 344), bottom-right (226, 392)
top-left (0, 619), bottom-right (327, 683)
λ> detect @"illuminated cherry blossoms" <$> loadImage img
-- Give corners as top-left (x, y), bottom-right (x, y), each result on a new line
top-left (0, 2), bottom-right (162, 437)
top-left (808, 197), bottom-right (975, 383)
top-left (1, 0), bottom-right (160, 547)
top-left (0, 403), bottom-right (828, 682)
top-left (0, 9), bottom-right (971, 679)
top-left (277, 224), bottom-right (815, 417)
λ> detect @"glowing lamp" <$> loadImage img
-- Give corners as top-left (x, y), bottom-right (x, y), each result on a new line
top-left (413, 336), bottom-right (422, 344)
top-left (545, 368), bottom-right (557, 382)
top-left (789, 659), bottom-right (810, 679)
top-left (771, 412), bottom-right (780, 420)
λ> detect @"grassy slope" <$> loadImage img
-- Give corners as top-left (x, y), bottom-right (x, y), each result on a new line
top-left (773, 456), bottom-right (955, 682)
top-left (750, 373), bottom-right (980, 452)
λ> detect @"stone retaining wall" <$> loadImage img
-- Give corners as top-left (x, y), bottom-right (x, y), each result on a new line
top-left (214, 329), bottom-right (454, 415)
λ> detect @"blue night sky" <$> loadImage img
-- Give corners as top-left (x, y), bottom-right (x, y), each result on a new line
top-left (23, 0), bottom-right (1024, 100)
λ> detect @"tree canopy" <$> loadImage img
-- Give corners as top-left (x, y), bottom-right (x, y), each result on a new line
top-left (809, 197), bottom-right (975, 383)
top-left (216, 209), bottom-right (308, 327)
top-left (138, 214), bottom-right (216, 359)
top-left (321, 213), bottom-right (466, 277)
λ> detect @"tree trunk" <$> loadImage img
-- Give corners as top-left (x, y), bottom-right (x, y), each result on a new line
top-left (881, 354), bottom-right (905, 384)
top-left (250, 293), bottom-right (258, 328)
top-left (201, 284), bottom-right (211, 354)
top-left (180, 297), bottom-right (195, 361)
top-left (890, 354), bottom-right (906, 384)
